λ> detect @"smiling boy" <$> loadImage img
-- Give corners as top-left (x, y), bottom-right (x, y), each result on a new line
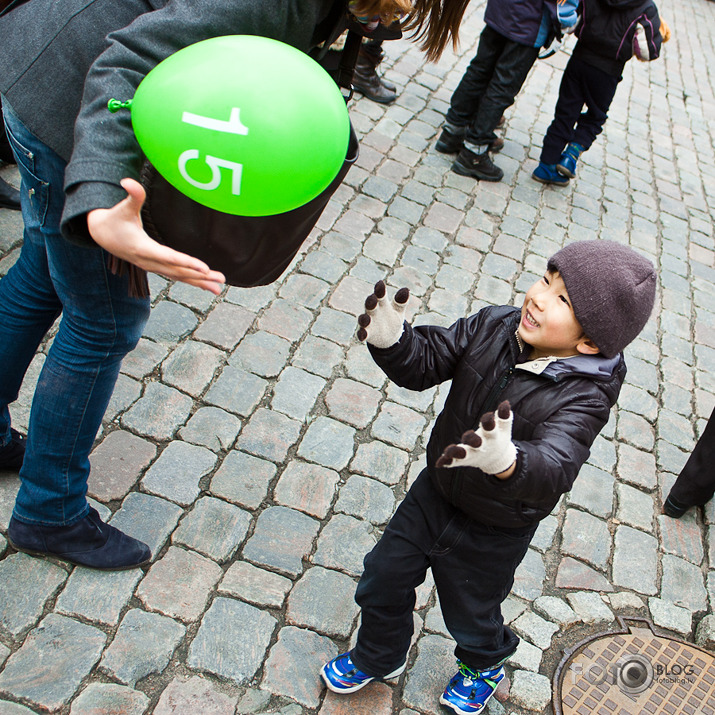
top-left (321, 239), bottom-right (656, 714)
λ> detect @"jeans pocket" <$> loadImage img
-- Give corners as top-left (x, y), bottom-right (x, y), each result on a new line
top-left (3, 115), bottom-right (49, 225)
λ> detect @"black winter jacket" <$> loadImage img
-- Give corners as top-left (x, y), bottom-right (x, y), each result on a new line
top-left (369, 305), bottom-right (626, 529)
top-left (574, 0), bottom-right (662, 76)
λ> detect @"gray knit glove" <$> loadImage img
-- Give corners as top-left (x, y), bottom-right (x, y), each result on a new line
top-left (436, 401), bottom-right (517, 475)
top-left (357, 280), bottom-right (410, 349)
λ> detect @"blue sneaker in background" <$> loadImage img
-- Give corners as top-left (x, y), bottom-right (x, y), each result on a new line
top-left (321, 652), bottom-right (405, 694)
top-left (439, 660), bottom-right (505, 714)
top-left (532, 161), bottom-right (570, 186)
top-left (557, 142), bottom-right (584, 178)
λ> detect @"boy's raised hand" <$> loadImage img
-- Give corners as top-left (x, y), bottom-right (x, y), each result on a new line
top-left (357, 280), bottom-right (410, 348)
top-left (436, 401), bottom-right (517, 476)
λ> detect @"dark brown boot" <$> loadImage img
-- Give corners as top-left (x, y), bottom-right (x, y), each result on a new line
top-left (352, 44), bottom-right (397, 104)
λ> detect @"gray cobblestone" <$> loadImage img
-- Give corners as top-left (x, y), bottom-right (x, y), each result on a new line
top-left (121, 382), bottom-right (194, 440)
top-left (143, 301), bottom-right (198, 344)
top-left (219, 561), bottom-right (292, 609)
top-left (55, 567), bottom-right (141, 627)
top-left (261, 626), bottom-right (337, 709)
top-left (204, 365), bottom-right (268, 416)
top-left (336, 475), bottom-right (395, 525)
top-left (350, 440), bottom-right (410, 485)
top-left (172, 496), bottom-right (251, 562)
top-left (69, 683), bottom-right (150, 715)
top-left (561, 509), bottom-right (611, 571)
top-left (153, 676), bottom-right (236, 715)
top-left (286, 567), bottom-right (359, 638)
top-left (141, 441), bottom-right (217, 506)
top-left (0, 614), bottom-right (105, 710)
top-left (178, 406), bottom-right (241, 451)
top-left (274, 461), bottom-right (340, 519)
top-left (0, 554), bottom-right (67, 637)
top-left (136, 546), bottom-right (222, 622)
top-left (612, 525), bottom-right (658, 595)
top-left (209, 451), bottom-right (276, 510)
top-left (236, 408), bottom-right (302, 462)
top-left (313, 514), bottom-right (377, 577)
top-left (187, 598), bottom-right (276, 684)
top-left (243, 506), bottom-right (319, 577)
top-left (161, 340), bottom-right (224, 397)
top-left (88, 431), bottom-right (156, 502)
top-left (100, 609), bottom-right (185, 686)
top-left (297, 416), bottom-right (356, 471)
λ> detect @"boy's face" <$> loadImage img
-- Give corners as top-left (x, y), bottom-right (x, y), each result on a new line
top-left (519, 271), bottom-right (599, 359)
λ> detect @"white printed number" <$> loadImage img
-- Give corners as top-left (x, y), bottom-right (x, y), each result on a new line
top-left (181, 107), bottom-right (249, 135)
top-left (177, 108), bottom-right (249, 195)
top-left (178, 150), bottom-right (243, 195)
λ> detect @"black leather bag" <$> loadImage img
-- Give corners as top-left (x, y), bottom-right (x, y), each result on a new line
top-left (140, 127), bottom-right (358, 287)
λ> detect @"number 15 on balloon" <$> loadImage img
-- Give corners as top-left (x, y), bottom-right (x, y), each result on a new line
top-left (110, 35), bottom-right (350, 216)
top-left (179, 107), bottom-right (249, 196)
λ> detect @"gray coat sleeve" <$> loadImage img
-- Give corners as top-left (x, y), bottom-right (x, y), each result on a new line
top-left (61, 0), bottom-right (337, 243)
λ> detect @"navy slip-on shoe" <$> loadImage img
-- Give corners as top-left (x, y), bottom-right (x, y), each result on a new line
top-left (8, 507), bottom-right (151, 570)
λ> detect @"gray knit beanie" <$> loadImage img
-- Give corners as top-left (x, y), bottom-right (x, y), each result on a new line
top-left (547, 240), bottom-right (656, 358)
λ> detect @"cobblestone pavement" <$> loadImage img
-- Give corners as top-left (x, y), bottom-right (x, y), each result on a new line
top-left (1, 0), bottom-right (715, 712)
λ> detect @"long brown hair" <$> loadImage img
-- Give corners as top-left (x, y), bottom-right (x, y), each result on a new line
top-left (403, 0), bottom-right (473, 62)
top-left (350, 0), bottom-right (413, 24)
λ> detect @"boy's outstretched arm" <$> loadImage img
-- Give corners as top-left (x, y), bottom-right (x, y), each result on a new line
top-left (436, 401), bottom-right (517, 479)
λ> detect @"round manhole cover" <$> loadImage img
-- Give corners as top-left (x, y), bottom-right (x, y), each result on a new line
top-left (553, 618), bottom-right (715, 715)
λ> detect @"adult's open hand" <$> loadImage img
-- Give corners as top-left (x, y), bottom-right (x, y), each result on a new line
top-left (87, 178), bottom-right (226, 295)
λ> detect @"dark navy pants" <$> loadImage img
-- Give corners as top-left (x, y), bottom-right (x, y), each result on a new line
top-left (446, 25), bottom-right (539, 147)
top-left (351, 469), bottom-right (536, 676)
top-left (540, 55), bottom-right (621, 164)
top-left (668, 406), bottom-right (715, 508)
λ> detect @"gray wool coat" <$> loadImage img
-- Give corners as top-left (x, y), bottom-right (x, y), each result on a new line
top-left (0, 0), bottom-right (344, 242)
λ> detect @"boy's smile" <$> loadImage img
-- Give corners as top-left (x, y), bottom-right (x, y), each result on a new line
top-left (519, 271), bottom-right (599, 359)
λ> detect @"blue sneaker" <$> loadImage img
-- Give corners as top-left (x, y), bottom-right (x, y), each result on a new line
top-left (532, 161), bottom-right (569, 186)
top-left (321, 652), bottom-right (406, 694)
top-left (439, 661), bottom-right (505, 714)
top-left (556, 142), bottom-right (583, 178)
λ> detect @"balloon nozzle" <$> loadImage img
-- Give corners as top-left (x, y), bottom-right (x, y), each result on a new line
top-left (107, 98), bottom-right (133, 113)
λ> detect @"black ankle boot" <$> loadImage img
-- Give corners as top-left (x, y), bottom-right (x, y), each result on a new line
top-left (352, 47), bottom-right (397, 104)
top-left (452, 147), bottom-right (504, 181)
top-left (0, 176), bottom-right (20, 210)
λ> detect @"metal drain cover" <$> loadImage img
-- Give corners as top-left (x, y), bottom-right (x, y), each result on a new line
top-left (553, 618), bottom-right (715, 715)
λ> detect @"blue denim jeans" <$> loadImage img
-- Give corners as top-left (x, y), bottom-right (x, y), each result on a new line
top-left (351, 469), bottom-right (537, 675)
top-left (0, 101), bottom-right (150, 526)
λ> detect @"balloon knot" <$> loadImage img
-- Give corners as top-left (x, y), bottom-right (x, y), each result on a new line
top-left (107, 98), bottom-right (133, 113)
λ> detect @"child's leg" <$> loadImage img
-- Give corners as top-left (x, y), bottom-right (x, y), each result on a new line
top-left (571, 62), bottom-right (621, 152)
top-left (540, 56), bottom-right (588, 165)
top-left (350, 469), bottom-right (467, 676)
top-left (463, 39), bottom-right (539, 148)
top-left (432, 520), bottom-right (536, 669)
top-left (445, 26), bottom-right (507, 130)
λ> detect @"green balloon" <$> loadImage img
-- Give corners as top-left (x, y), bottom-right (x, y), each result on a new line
top-left (130, 35), bottom-right (350, 216)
